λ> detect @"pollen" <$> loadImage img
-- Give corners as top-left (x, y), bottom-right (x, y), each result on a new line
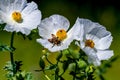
top-left (12, 11), bottom-right (22, 23)
top-left (85, 39), bottom-right (95, 48)
top-left (56, 29), bottom-right (67, 41)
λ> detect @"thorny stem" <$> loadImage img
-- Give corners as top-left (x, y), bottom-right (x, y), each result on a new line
top-left (10, 32), bottom-right (16, 75)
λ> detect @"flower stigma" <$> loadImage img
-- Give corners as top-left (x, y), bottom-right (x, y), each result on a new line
top-left (85, 39), bottom-right (95, 48)
top-left (12, 11), bottom-right (22, 23)
top-left (56, 29), bottom-right (67, 41)
top-left (48, 29), bottom-right (67, 47)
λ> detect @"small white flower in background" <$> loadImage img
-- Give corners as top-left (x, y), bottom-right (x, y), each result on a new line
top-left (76, 18), bottom-right (114, 66)
top-left (37, 15), bottom-right (82, 52)
top-left (0, 0), bottom-right (41, 35)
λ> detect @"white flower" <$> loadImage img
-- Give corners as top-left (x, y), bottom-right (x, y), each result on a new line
top-left (37, 15), bottom-right (82, 52)
top-left (0, 0), bottom-right (41, 35)
top-left (77, 18), bottom-right (114, 66)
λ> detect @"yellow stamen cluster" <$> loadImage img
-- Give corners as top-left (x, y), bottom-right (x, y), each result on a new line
top-left (12, 11), bottom-right (22, 23)
top-left (56, 29), bottom-right (67, 41)
top-left (85, 39), bottom-right (95, 48)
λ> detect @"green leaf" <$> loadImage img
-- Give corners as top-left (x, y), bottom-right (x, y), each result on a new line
top-left (63, 61), bottom-right (69, 72)
top-left (39, 58), bottom-right (45, 69)
top-left (56, 52), bottom-right (63, 61)
top-left (46, 65), bottom-right (56, 70)
top-left (55, 67), bottom-right (59, 80)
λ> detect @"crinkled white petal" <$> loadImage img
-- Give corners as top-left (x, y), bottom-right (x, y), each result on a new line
top-left (69, 18), bottom-right (84, 41)
top-left (78, 18), bottom-right (111, 38)
top-left (77, 18), bottom-right (101, 34)
top-left (38, 14), bottom-right (70, 39)
top-left (88, 57), bottom-right (101, 66)
top-left (0, 19), bottom-right (4, 24)
top-left (21, 10), bottom-right (41, 29)
top-left (4, 24), bottom-right (30, 35)
top-left (36, 39), bottom-right (69, 52)
top-left (0, 0), bottom-right (27, 13)
top-left (95, 34), bottom-right (113, 50)
top-left (96, 50), bottom-right (114, 60)
top-left (82, 47), bottom-right (101, 66)
top-left (22, 1), bottom-right (37, 15)
top-left (89, 26), bottom-right (111, 39)
top-left (0, 0), bottom-right (11, 12)
top-left (12, 0), bottom-right (27, 11)
top-left (82, 47), bottom-right (97, 59)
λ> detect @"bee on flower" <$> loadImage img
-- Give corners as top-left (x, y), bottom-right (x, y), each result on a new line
top-left (0, 0), bottom-right (41, 35)
top-left (37, 15), bottom-right (82, 52)
top-left (76, 18), bottom-right (114, 66)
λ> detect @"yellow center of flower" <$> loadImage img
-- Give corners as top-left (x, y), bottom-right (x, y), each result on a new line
top-left (56, 29), bottom-right (67, 41)
top-left (12, 12), bottom-right (22, 23)
top-left (85, 39), bottom-right (95, 48)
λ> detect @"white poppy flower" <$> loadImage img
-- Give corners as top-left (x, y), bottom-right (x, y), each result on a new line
top-left (0, 0), bottom-right (41, 35)
top-left (77, 18), bottom-right (114, 66)
top-left (37, 15), bottom-right (82, 52)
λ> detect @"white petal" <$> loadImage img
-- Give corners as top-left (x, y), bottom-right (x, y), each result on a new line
top-left (21, 10), bottom-right (41, 29)
top-left (0, 19), bottom-right (4, 24)
top-left (4, 24), bottom-right (15, 32)
top-left (88, 57), bottom-right (101, 66)
top-left (36, 38), bottom-right (68, 52)
top-left (0, 0), bottom-right (27, 12)
top-left (13, 0), bottom-right (27, 11)
top-left (78, 18), bottom-right (111, 38)
top-left (22, 1), bottom-right (38, 15)
top-left (82, 47), bottom-right (97, 58)
top-left (77, 18), bottom-right (101, 34)
top-left (36, 39), bottom-right (53, 51)
top-left (4, 24), bottom-right (30, 35)
top-left (68, 18), bottom-right (84, 41)
top-left (0, 0), bottom-right (11, 12)
top-left (38, 14), bottom-right (70, 39)
top-left (95, 34), bottom-right (113, 50)
top-left (89, 26), bottom-right (111, 39)
top-left (96, 50), bottom-right (114, 60)
top-left (82, 47), bottom-right (101, 66)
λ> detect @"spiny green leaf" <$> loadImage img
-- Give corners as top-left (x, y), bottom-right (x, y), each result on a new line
top-left (0, 44), bottom-right (12, 52)
top-left (25, 72), bottom-right (33, 80)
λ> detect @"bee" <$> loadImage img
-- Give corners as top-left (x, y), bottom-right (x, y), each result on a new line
top-left (48, 34), bottom-right (61, 47)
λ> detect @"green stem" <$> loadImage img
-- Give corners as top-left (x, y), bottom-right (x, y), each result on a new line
top-left (10, 32), bottom-right (16, 75)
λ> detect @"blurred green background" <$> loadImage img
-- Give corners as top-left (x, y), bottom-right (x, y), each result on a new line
top-left (0, 0), bottom-right (120, 80)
